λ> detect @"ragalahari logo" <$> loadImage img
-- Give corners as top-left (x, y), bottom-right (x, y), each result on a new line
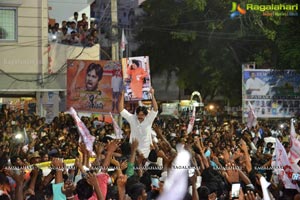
top-left (230, 2), bottom-right (246, 18)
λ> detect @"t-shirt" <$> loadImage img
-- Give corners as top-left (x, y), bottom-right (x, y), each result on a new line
top-left (52, 182), bottom-right (66, 200)
top-left (74, 173), bottom-right (109, 200)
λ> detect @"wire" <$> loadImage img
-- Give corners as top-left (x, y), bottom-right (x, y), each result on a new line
top-left (0, 38), bottom-right (49, 53)
top-left (0, 45), bottom-right (87, 84)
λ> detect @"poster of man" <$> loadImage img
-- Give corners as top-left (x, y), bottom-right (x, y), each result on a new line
top-left (67, 59), bottom-right (122, 113)
top-left (121, 56), bottom-right (151, 101)
top-left (245, 71), bottom-right (270, 95)
top-left (242, 69), bottom-right (300, 118)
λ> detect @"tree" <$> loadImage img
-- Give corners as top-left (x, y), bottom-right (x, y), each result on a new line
top-left (134, 0), bottom-right (300, 105)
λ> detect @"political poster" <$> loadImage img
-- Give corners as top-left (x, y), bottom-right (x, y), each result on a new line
top-left (121, 56), bottom-right (151, 101)
top-left (242, 69), bottom-right (300, 119)
top-left (67, 60), bottom-right (122, 113)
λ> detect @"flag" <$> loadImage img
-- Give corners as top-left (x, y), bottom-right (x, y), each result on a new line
top-left (67, 107), bottom-right (95, 156)
top-left (157, 144), bottom-right (191, 200)
top-left (187, 106), bottom-right (195, 134)
top-left (22, 127), bottom-right (30, 153)
top-left (120, 28), bottom-right (128, 52)
top-left (23, 127), bottom-right (29, 145)
top-left (272, 138), bottom-right (299, 191)
top-left (247, 102), bottom-right (257, 129)
top-left (259, 176), bottom-right (271, 200)
top-left (288, 120), bottom-right (300, 173)
top-left (110, 112), bottom-right (123, 139)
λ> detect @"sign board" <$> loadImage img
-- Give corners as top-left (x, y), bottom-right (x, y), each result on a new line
top-left (242, 69), bottom-right (300, 119)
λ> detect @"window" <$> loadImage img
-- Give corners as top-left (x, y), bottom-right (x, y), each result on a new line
top-left (0, 7), bottom-right (17, 41)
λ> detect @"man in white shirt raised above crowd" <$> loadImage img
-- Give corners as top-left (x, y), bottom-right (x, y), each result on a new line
top-left (119, 88), bottom-right (158, 158)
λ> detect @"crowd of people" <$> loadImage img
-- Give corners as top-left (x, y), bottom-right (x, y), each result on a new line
top-left (48, 12), bottom-right (99, 47)
top-left (0, 90), bottom-right (300, 200)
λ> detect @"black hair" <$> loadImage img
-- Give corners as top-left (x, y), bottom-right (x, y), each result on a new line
top-left (0, 173), bottom-right (9, 185)
top-left (125, 175), bottom-right (140, 193)
top-left (136, 106), bottom-right (148, 116)
top-left (139, 171), bottom-right (152, 192)
top-left (120, 141), bottom-right (131, 156)
top-left (106, 185), bottom-right (118, 200)
top-left (148, 149), bottom-right (157, 163)
top-left (0, 156), bottom-right (8, 170)
top-left (131, 59), bottom-right (140, 67)
top-left (76, 179), bottom-right (94, 200)
top-left (74, 12), bottom-right (78, 16)
top-left (198, 186), bottom-right (210, 200)
top-left (0, 194), bottom-right (10, 200)
top-left (127, 182), bottom-right (146, 200)
top-left (87, 63), bottom-right (103, 81)
top-left (10, 155), bottom-right (19, 166)
top-left (282, 142), bottom-right (289, 148)
top-left (43, 183), bottom-right (53, 198)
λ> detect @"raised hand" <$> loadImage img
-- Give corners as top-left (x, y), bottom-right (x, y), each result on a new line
top-left (107, 140), bottom-right (120, 153)
top-left (62, 180), bottom-right (76, 197)
top-left (95, 142), bottom-right (105, 156)
top-left (120, 160), bottom-right (128, 171)
top-left (117, 174), bottom-right (128, 188)
top-left (239, 139), bottom-right (248, 153)
top-left (111, 157), bottom-right (120, 168)
top-left (86, 172), bottom-right (99, 188)
top-left (223, 162), bottom-right (240, 184)
top-left (75, 157), bottom-right (83, 168)
top-left (78, 142), bottom-right (87, 154)
top-left (149, 87), bottom-right (155, 96)
top-left (51, 158), bottom-right (64, 170)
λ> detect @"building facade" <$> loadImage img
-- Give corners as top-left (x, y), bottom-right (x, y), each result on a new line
top-left (0, 0), bottom-right (100, 121)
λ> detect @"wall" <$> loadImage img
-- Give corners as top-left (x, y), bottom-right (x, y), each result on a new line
top-left (0, 0), bottom-right (48, 74)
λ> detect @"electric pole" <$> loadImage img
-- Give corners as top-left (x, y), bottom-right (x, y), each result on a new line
top-left (111, 0), bottom-right (119, 60)
top-left (97, 0), bottom-right (101, 60)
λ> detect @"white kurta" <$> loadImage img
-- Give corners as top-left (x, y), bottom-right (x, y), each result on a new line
top-left (120, 109), bottom-right (158, 158)
top-left (245, 78), bottom-right (269, 95)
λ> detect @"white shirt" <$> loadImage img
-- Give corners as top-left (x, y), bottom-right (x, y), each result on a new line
top-left (111, 75), bottom-right (123, 92)
top-left (67, 27), bottom-right (77, 34)
top-left (120, 109), bottom-right (158, 158)
top-left (245, 78), bottom-right (268, 95)
top-left (246, 78), bottom-right (265, 90)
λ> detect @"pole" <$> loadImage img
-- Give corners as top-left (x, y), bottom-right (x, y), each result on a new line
top-left (111, 0), bottom-right (122, 128)
top-left (97, 0), bottom-right (101, 60)
top-left (111, 0), bottom-right (119, 60)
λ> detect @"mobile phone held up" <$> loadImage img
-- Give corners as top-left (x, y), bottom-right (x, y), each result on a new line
top-left (231, 183), bottom-right (241, 199)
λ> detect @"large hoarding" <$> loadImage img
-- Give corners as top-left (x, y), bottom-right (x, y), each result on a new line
top-left (242, 69), bottom-right (300, 119)
top-left (67, 60), bottom-right (122, 113)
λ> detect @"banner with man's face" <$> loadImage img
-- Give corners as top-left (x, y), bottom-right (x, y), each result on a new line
top-left (67, 60), bottom-right (122, 113)
top-left (121, 56), bottom-right (151, 101)
top-left (242, 69), bottom-right (300, 119)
